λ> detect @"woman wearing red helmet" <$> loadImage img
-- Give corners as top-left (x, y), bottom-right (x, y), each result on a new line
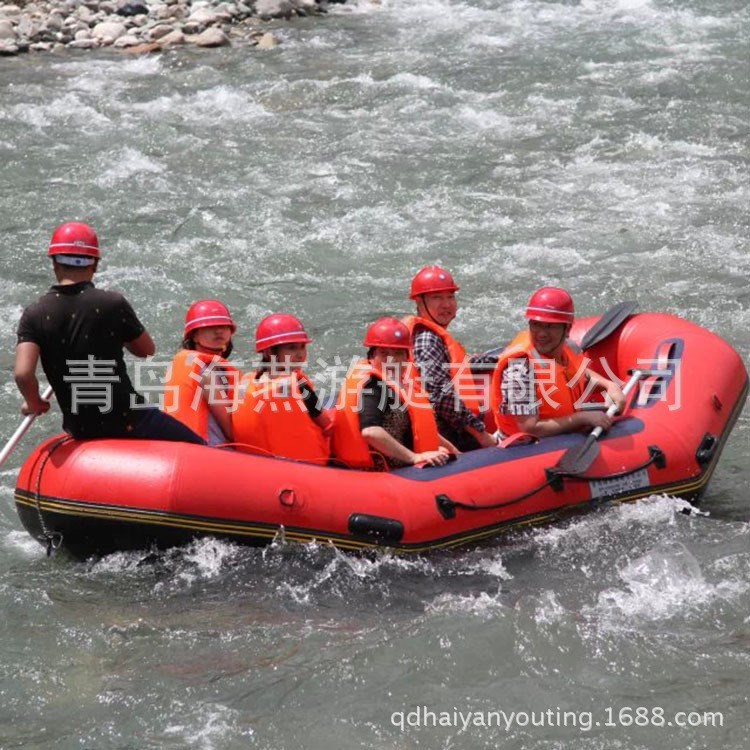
top-left (231, 314), bottom-right (332, 465)
top-left (491, 288), bottom-right (626, 438)
top-left (164, 300), bottom-right (240, 446)
top-left (331, 317), bottom-right (456, 469)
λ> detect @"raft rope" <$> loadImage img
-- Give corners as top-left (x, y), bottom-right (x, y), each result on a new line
top-left (437, 445), bottom-right (666, 517)
top-left (32, 435), bottom-right (73, 556)
top-left (437, 476), bottom-right (558, 517)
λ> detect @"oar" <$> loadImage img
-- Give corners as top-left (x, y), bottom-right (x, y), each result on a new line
top-left (579, 300), bottom-right (637, 351)
top-left (552, 369), bottom-right (644, 476)
top-left (482, 300), bottom-right (637, 360)
top-left (0, 386), bottom-right (54, 468)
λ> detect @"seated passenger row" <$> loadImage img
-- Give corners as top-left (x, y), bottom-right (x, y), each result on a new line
top-left (166, 267), bottom-right (624, 470)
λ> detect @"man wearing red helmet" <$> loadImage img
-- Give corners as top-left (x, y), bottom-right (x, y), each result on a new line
top-left (232, 313), bottom-right (332, 464)
top-left (331, 317), bottom-right (454, 469)
top-left (164, 300), bottom-right (240, 445)
top-left (14, 222), bottom-right (204, 443)
top-left (404, 265), bottom-right (498, 452)
top-left (491, 287), bottom-right (626, 438)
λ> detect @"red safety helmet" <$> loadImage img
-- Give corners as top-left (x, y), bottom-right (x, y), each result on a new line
top-left (184, 300), bottom-right (236, 338)
top-left (255, 313), bottom-right (311, 353)
top-left (525, 287), bottom-right (575, 324)
top-left (409, 265), bottom-right (459, 300)
top-left (48, 222), bottom-right (100, 258)
top-left (363, 317), bottom-right (411, 349)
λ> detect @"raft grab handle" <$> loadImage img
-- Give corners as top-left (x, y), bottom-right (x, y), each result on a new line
top-left (348, 514), bottom-right (404, 543)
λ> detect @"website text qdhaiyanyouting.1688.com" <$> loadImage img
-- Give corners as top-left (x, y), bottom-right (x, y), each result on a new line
top-left (390, 705), bottom-right (725, 733)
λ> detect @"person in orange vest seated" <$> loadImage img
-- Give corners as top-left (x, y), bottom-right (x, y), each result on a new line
top-left (403, 265), bottom-right (499, 452)
top-left (491, 287), bottom-right (626, 438)
top-left (231, 313), bottom-right (332, 465)
top-left (164, 300), bottom-right (240, 446)
top-left (331, 317), bottom-right (456, 470)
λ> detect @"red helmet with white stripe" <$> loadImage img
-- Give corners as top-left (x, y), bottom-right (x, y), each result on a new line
top-left (363, 317), bottom-right (411, 349)
top-left (48, 222), bottom-right (100, 259)
top-left (409, 265), bottom-right (459, 300)
top-left (525, 287), bottom-right (575, 324)
top-left (255, 313), bottom-right (311, 353)
top-left (184, 300), bottom-right (236, 338)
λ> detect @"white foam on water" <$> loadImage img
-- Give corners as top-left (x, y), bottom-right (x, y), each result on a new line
top-left (171, 537), bottom-right (244, 585)
top-left (0, 304), bottom-right (23, 340)
top-left (93, 147), bottom-right (166, 189)
top-left (274, 543), bottom-right (441, 605)
top-left (5, 92), bottom-right (112, 132)
top-left (122, 86), bottom-right (270, 126)
top-left (386, 72), bottom-right (446, 92)
top-left (514, 589), bottom-right (569, 627)
top-left (425, 589), bottom-right (505, 617)
top-left (327, 0), bottom-right (384, 16)
top-left (589, 541), bottom-right (715, 624)
top-left (55, 55), bottom-right (163, 80)
top-left (456, 555), bottom-right (514, 581)
top-left (87, 549), bottom-right (153, 574)
top-left (456, 105), bottom-right (518, 134)
top-left (163, 701), bottom-right (253, 750)
top-left (3, 530), bottom-right (43, 558)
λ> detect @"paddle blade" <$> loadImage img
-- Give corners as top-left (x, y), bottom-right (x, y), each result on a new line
top-left (581, 301), bottom-right (637, 351)
top-left (553, 436), bottom-right (601, 475)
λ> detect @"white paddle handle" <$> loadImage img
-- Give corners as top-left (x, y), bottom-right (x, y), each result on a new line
top-left (0, 385), bottom-right (54, 467)
top-left (590, 369), bottom-right (643, 439)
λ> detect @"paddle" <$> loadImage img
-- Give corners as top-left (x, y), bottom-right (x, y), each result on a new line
top-left (0, 386), bottom-right (54, 468)
top-left (552, 369), bottom-right (644, 476)
top-left (481, 300), bottom-right (638, 360)
top-left (579, 300), bottom-right (637, 351)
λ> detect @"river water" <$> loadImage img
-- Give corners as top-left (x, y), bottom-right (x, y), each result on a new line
top-left (1, 0), bottom-right (749, 747)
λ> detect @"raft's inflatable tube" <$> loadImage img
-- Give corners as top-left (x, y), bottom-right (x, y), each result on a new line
top-left (14, 313), bottom-right (748, 558)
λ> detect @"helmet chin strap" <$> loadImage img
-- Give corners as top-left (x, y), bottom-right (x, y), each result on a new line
top-left (196, 343), bottom-right (226, 354)
top-left (421, 295), bottom-right (442, 326)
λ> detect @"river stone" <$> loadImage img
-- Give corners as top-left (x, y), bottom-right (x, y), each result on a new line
top-left (92, 21), bottom-right (125, 40)
top-left (0, 5), bottom-right (21, 19)
top-left (76, 6), bottom-right (95, 23)
top-left (148, 24), bottom-right (174, 40)
top-left (30, 41), bottom-right (54, 50)
top-left (0, 19), bottom-right (15, 38)
top-left (255, 0), bottom-right (294, 19)
top-left (47, 13), bottom-right (64, 30)
top-left (256, 31), bottom-right (279, 48)
top-left (74, 28), bottom-right (91, 40)
top-left (159, 28), bottom-right (184, 45)
top-left (68, 37), bottom-right (97, 47)
top-left (191, 27), bottom-right (228, 46)
top-left (187, 7), bottom-right (218, 25)
top-left (117, 1), bottom-right (148, 15)
top-left (112, 33), bottom-right (140, 46)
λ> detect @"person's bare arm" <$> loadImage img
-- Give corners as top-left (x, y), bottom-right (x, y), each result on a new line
top-left (14, 342), bottom-right (50, 416)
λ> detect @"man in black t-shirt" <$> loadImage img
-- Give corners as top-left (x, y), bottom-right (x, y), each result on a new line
top-left (14, 222), bottom-right (204, 444)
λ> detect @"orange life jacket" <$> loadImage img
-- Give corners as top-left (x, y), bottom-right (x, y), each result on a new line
top-left (330, 358), bottom-right (440, 470)
top-left (402, 315), bottom-right (484, 415)
top-left (231, 369), bottom-right (329, 465)
top-left (490, 330), bottom-right (587, 436)
top-left (164, 349), bottom-right (239, 441)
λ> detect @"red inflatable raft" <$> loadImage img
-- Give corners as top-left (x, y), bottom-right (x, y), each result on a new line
top-left (14, 312), bottom-right (748, 558)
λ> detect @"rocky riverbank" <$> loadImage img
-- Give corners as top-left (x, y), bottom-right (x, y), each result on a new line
top-left (0, 0), bottom-right (347, 55)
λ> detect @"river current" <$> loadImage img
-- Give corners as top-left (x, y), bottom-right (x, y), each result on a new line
top-left (1, 1), bottom-right (748, 748)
